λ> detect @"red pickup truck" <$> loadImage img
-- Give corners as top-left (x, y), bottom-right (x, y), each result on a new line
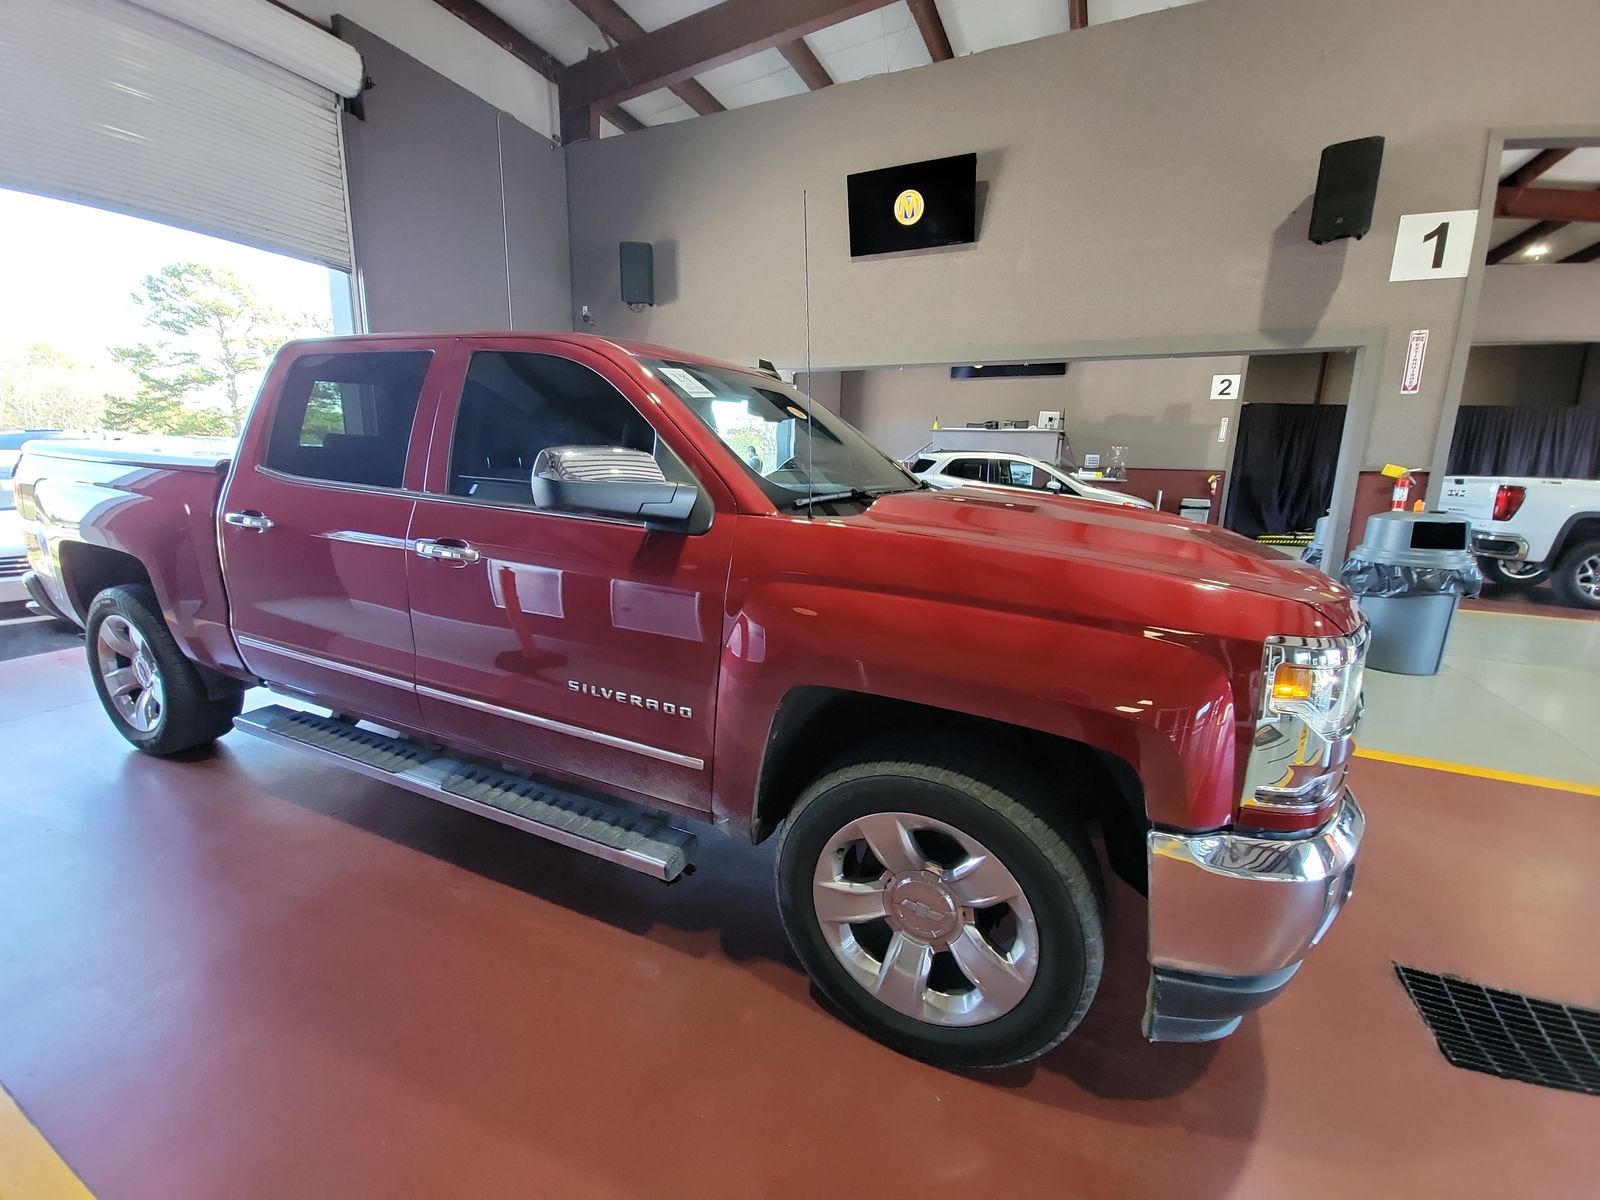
top-left (16, 333), bottom-right (1365, 1067)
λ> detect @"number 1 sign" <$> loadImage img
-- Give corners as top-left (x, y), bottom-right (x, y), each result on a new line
top-left (1390, 210), bottom-right (1478, 281)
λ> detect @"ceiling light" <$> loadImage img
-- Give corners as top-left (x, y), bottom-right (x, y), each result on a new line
top-left (1525, 243), bottom-right (1551, 258)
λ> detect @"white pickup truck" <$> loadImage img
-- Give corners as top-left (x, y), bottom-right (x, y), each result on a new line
top-left (1438, 475), bottom-right (1600, 609)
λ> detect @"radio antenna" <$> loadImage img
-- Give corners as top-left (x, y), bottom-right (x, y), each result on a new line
top-left (801, 189), bottom-right (816, 515)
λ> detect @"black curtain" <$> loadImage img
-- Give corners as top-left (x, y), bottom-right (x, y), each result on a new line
top-left (1447, 406), bottom-right (1600, 479)
top-left (1225, 403), bottom-right (1347, 538)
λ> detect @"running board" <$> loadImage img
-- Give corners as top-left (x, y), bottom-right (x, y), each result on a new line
top-left (233, 705), bottom-right (696, 881)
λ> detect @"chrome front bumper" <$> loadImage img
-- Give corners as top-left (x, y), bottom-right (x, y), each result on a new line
top-left (1142, 789), bottom-right (1364, 1041)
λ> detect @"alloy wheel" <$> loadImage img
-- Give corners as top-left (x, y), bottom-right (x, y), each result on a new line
top-left (811, 811), bottom-right (1039, 1026)
top-left (1577, 554), bottom-right (1600, 602)
top-left (96, 614), bottom-right (165, 733)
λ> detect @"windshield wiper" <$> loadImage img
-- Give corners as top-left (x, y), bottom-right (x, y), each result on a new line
top-left (789, 484), bottom-right (915, 509)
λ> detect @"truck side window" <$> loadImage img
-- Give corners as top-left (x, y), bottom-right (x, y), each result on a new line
top-left (448, 351), bottom-right (685, 507)
top-left (262, 351), bottom-right (432, 489)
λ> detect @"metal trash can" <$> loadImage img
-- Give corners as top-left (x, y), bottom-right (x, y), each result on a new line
top-left (1339, 512), bottom-right (1482, 675)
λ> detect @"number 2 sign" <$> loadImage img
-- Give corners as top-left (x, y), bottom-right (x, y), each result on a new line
top-left (1389, 210), bottom-right (1478, 281)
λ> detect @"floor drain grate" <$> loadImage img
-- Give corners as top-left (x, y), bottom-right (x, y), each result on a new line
top-left (1396, 965), bottom-right (1600, 1096)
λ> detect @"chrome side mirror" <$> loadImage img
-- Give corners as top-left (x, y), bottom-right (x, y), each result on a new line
top-left (531, 446), bottom-right (699, 525)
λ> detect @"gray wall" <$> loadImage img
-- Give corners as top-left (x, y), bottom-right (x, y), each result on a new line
top-left (1459, 344), bottom-right (1589, 408)
top-left (792, 370), bottom-right (842, 414)
top-left (1241, 352), bottom-right (1355, 405)
top-left (844, 355), bottom-right (1246, 468)
top-left (565, 0), bottom-right (1600, 471)
top-left (1474, 264), bottom-right (1600, 344)
top-left (341, 22), bottom-right (570, 333)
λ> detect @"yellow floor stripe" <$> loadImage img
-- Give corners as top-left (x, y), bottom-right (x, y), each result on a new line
top-left (1459, 604), bottom-right (1598, 624)
top-left (1354, 747), bottom-right (1600, 797)
top-left (0, 1083), bottom-right (94, 1200)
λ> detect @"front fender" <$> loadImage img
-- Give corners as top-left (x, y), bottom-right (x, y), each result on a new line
top-left (710, 580), bottom-right (1239, 833)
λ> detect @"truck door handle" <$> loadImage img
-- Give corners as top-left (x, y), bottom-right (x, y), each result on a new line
top-left (224, 510), bottom-right (274, 532)
top-left (413, 538), bottom-right (481, 565)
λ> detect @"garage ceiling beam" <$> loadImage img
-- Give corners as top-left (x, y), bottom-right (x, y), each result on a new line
top-left (1486, 219), bottom-right (1568, 265)
top-left (1068, 0), bottom-right (1089, 30)
top-left (1501, 147), bottom-right (1573, 189)
top-left (560, 0), bottom-right (895, 131)
top-left (1494, 185), bottom-right (1600, 224)
top-left (780, 38), bottom-right (835, 90)
top-left (430, 0), bottom-right (563, 81)
top-left (602, 105), bottom-right (647, 134)
top-left (1561, 239), bottom-right (1600, 264)
top-left (567, 0), bottom-right (724, 116)
top-left (906, 0), bottom-right (953, 61)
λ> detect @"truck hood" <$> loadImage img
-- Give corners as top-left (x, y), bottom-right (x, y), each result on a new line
top-left (861, 486), bottom-right (1357, 630)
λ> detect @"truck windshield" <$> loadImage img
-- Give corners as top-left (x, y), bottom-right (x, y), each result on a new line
top-left (643, 360), bottom-right (917, 507)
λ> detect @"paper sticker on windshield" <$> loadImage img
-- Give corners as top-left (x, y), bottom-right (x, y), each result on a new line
top-left (660, 367), bottom-right (715, 399)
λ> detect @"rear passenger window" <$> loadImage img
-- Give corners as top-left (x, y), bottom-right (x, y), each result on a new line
top-left (448, 351), bottom-right (687, 507)
top-left (263, 351), bottom-right (431, 488)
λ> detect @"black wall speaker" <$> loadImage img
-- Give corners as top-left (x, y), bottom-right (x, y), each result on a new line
top-left (620, 241), bottom-right (654, 306)
top-left (1308, 136), bottom-right (1385, 244)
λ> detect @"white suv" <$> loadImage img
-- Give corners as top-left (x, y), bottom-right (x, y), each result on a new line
top-left (909, 450), bottom-right (1156, 510)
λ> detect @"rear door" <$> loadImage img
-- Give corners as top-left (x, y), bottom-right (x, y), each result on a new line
top-left (221, 341), bottom-right (445, 728)
top-left (406, 339), bottom-right (736, 813)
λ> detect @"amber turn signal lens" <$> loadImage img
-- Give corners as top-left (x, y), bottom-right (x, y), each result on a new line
top-left (1270, 665), bottom-right (1315, 703)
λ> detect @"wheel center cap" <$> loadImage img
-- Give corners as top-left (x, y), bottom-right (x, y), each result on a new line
top-left (133, 655), bottom-right (154, 689)
top-left (884, 871), bottom-right (961, 945)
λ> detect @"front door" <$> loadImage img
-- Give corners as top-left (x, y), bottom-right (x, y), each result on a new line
top-left (221, 342), bottom-right (443, 729)
top-left (406, 341), bottom-right (735, 813)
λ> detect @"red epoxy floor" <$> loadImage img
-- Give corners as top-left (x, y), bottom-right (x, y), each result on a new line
top-left (1, 649), bottom-right (1596, 1198)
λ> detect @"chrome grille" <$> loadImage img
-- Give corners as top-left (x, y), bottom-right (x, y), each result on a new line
top-left (0, 554), bottom-right (28, 578)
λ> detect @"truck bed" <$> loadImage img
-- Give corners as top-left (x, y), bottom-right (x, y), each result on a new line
top-left (22, 435), bottom-right (236, 472)
top-left (16, 435), bottom-right (246, 678)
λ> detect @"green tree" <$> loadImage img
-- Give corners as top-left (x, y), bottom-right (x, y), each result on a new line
top-left (108, 263), bottom-right (301, 435)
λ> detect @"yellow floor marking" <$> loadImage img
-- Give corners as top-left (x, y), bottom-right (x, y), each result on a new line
top-left (1459, 604), bottom-right (1598, 624)
top-left (0, 1083), bottom-right (94, 1200)
top-left (1354, 747), bottom-right (1600, 797)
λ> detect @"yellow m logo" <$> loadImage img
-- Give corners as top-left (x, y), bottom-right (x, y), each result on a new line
top-left (893, 189), bottom-right (925, 226)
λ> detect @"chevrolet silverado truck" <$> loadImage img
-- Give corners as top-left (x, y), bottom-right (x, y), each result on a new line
top-left (1438, 474), bottom-right (1600, 609)
top-left (15, 333), bottom-right (1365, 1067)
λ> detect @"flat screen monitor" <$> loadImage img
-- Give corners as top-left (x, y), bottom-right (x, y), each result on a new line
top-left (847, 153), bottom-right (977, 257)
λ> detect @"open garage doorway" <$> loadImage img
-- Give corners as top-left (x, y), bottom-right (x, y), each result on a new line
top-left (0, 187), bottom-right (357, 646)
top-left (801, 334), bottom-right (1379, 559)
top-left (0, 188), bottom-right (354, 439)
top-left (1427, 133), bottom-right (1600, 616)
top-left (1224, 351), bottom-right (1356, 552)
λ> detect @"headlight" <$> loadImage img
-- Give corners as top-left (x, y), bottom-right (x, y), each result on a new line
top-left (1264, 640), bottom-right (1364, 740)
top-left (1240, 626), bottom-right (1367, 833)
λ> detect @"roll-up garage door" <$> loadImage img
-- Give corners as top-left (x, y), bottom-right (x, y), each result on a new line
top-left (0, 0), bottom-right (363, 270)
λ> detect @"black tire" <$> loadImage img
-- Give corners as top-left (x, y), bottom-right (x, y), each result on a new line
top-left (1478, 556), bottom-right (1549, 589)
top-left (85, 585), bottom-right (243, 756)
top-left (775, 735), bottom-right (1104, 1069)
top-left (1551, 540), bottom-right (1600, 610)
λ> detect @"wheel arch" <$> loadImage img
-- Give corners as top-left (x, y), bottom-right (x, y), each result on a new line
top-left (750, 686), bottom-right (1152, 893)
top-left (1551, 512), bottom-right (1600, 561)
top-left (58, 541), bottom-right (151, 621)
top-left (68, 552), bottom-right (246, 702)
